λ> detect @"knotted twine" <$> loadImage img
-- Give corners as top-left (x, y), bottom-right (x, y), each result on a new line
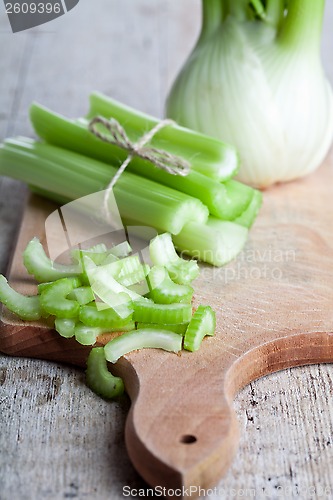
top-left (88, 116), bottom-right (191, 223)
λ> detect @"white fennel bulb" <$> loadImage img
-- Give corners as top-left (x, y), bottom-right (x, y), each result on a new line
top-left (166, 0), bottom-right (333, 187)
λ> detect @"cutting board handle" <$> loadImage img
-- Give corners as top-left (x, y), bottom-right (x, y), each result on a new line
top-left (112, 331), bottom-right (333, 495)
top-left (112, 349), bottom-right (240, 495)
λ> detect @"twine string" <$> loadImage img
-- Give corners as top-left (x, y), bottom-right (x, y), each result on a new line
top-left (88, 116), bottom-right (191, 222)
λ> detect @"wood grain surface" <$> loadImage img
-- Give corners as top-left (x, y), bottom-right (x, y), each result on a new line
top-left (1, 1), bottom-right (333, 499)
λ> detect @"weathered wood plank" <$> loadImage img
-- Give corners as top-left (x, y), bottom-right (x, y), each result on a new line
top-left (0, 1), bottom-right (333, 498)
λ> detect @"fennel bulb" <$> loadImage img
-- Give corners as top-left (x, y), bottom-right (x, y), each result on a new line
top-left (166, 0), bottom-right (333, 187)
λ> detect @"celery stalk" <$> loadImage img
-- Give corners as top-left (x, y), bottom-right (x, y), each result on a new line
top-left (87, 92), bottom-right (239, 180)
top-left (233, 189), bottom-right (263, 228)
top-left (23, 237), bottom-right (81, 282)
top-left (133, 301), bottom-right (192, 324)
top-left (184, 305), bottom-right (216, 352)
top-left (30, 96), bottom-right (239, 182)
top-left (29, 104), bottom-right (247, 219)
top-left (0, 138), bottom-right (208, 235)
top-left (173, 218), bottom-right (248, 267)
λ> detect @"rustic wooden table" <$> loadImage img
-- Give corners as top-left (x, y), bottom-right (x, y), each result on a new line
top-left (1, 2), bottom-right (333, 499)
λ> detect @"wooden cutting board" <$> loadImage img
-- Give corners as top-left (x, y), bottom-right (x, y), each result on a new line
top-left (1, 155), bottom-right (333, 496)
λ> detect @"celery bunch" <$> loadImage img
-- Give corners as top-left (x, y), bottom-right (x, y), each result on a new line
top-left (0, 93), bottom-right (262, 267)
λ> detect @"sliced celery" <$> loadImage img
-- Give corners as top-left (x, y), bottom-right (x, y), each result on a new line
top-left (71, 245), bottom-right (109, 266)
top-left (68, 286), bottom-right (95, 305)
top-left (109, 241), bottom-right (132, 258)
top-left (23, 237), bottom-right (81, 282)
top-left (104, 328), bottom-right (183, 363)
top-left (37, 281), bottom-right (54, 294)
top-left (136, 322), bottom-right (188, 335)
top-left (173, 218), bottom-right (248, 267)
top-left (79, 304), bottom-right (133, 328)
top-left (86, 347), bottom-right (124, 399)
top-left (133, 301), bottom-right (192, 324)
top-left (147, 266), bottom-right (193, 304)
top-left (149, 233), bottom-right (199, 284)
top-left (54, 317), bottom-right (76, 338)
top-left (74, 323), bottom-right (100, 345)
top-left (116, 256), bottom-right (149, 287)
top-left (40, 278), bottom-right (80, 319)
top-left (234, 189), bottom-right (263, 228)
top-left (0, 275), bottom-right (41, 321)
top-left (0, 138), bottom-right (208, 235)
top-left (184, 305), bottom-right (216, 352)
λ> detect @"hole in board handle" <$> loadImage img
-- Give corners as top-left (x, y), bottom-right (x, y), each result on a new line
top-left (180, 434), bottom-right (197, 444)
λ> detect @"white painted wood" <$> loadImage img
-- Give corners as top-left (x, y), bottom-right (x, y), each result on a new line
top-left (0, 1), bottom-right (333, 498)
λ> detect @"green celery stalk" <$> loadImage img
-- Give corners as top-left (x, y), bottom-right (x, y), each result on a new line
top-left (0, 138), bottom-right (208, 235)
top-left (29, 103), bottom-right (247, 219)
top-left (173, 218), bottom-right (248, 267)
top-left (184, 305), bottom-right (216, 352)
top-left (30, 96), bottom-right (239, 182)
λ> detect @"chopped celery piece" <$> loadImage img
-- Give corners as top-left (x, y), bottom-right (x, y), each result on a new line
top-left (40, 278), bottom-right (80, 319)
top-left (109, 241), bottom-right (132, 258)
top-left (1, 137), bottom-right (209, 235)
top-left (0, 275), bottom-right (41, 321)
top-left (87, 92), bottom-right (239, 181)
top-left (86, 347), bottom-right (124, 399)
top-left (68, 286), bottom-right (95, 305)
top-left (54, 318), bottom-right (76, 338)
top-left (173, 218), bottom-right (248, 267)
top-left (71, 244), bottom-right (109, 266)
top-left (91, 284), bottom-right (133, 319)
top-left (184, 305), bottom-right (216, 352)
top-left (79, 304), bottom-right (133, 328)
top-left (23, 237), bottom-right (81, 282)
top-left (149, 233), bottom-right (199, 284)
top-left (165, 260), bottom-right (200, 286)
top-left (74, 323), bottom-right (100, 345)
top-left (104, 328), bottom-right (183, 363)
top-left (117, 268), bottom-right (147, 287)
top-left (136, 322), bottom-right (188, 335)
top-left (99, 253), bottom-right (119, 265)
top-left (84, 257), bottom-right (138, 318)
top-left (133, 301), bottom-right (192, 324)
top-left (84, 256), bottom-right (142, 301)
top-left (116, 256), bottom-right (148, 287)
top-left (147, 266), bottom-right (193, 304)
top-left (100, 255), bottom-right (144, 284)
top-left (37, 281), bottom-right (54, 294)
top-left (234, 190), bottom-right (263, 228)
